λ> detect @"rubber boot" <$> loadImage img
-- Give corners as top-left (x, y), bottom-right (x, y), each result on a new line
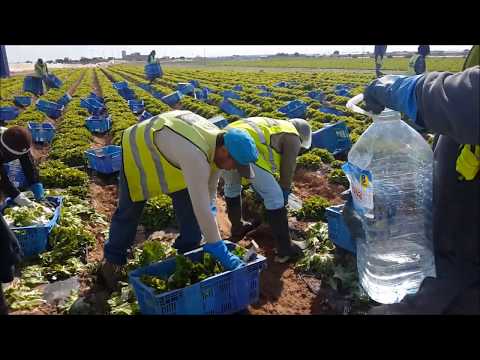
top-left (265, 207), bottom-right (304, 263)
top-left (98, 259), bottom-right (124, 292)
top-left (225, 196), bottom-right (256, 242)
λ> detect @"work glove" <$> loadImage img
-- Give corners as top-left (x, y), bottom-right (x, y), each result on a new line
top-left (341, 190), bottom-right (366, 243)
top-left (211, 204), bottom-right (217, 217)
top-left (13, 193), bottom-right (34, 207)
top-left (363, 74), bottom-right (423, 122)
top-left (282, 188), bottom-right (291, 206)
top-left (30, 183), bottom-right (45, 201)
top-left (203, 240), bottom-right (245, 271)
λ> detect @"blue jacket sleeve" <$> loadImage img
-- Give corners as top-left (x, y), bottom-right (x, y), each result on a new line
top-left (415, 66), bottom-right (480, 145)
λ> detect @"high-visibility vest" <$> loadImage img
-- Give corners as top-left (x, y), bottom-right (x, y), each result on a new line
top-left (122, 110), bottom-right (222, 202)
top-left (408, 54), bottom-right (420, 75)
top-left (227, 117), bottom-right (299, 177)
top-left (456, 45), bottom-right (480, 181)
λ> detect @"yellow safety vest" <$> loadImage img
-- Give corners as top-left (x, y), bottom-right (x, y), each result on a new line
top-left (122, 110), bottom-right (222, 202)
top-left (456, 45), bottom-right (480, 181)
top-left (227, 117), bottom-right (299, 178)
top-left (408, 54), bottom-right (420, 75)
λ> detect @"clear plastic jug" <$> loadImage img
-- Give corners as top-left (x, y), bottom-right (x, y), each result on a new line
top-left (343, 94), bottom-right (436, 304)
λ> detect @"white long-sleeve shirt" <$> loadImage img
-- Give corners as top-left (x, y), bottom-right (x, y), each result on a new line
top-left (154, 127), bottom-right (221, 244)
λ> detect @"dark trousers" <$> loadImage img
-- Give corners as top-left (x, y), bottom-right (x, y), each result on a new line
top-left (104, 170), bottom-right (202, 265)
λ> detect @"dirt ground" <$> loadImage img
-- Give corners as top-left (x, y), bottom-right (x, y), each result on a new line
top-left (293, 168), bottom-right (346, 205)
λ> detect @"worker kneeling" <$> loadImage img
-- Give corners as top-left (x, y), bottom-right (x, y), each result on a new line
top-left (222, 117), bottom-right (312, 263)
top-left (100, 110), bottom-right (259, 290)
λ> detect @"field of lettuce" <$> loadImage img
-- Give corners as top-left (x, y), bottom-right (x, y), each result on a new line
top-left (0, 62), bottom-right (442, 315)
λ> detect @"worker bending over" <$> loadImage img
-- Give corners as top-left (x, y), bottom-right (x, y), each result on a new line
top-left (222, 117), bottom-right (312, 263)
top-left (101, 110), bottom-right (259, 290)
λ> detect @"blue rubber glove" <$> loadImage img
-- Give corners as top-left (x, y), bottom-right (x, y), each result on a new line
top-left (203, 241), bottom-right (245, 271)
top-left (30, 183), bottom-right (45, 201)
top-left (364, 74), bottom-right (423, 122)
top-left (282, 188), bottom-right (291, 206)
top-left (211, 204), bottom-right (217, 217)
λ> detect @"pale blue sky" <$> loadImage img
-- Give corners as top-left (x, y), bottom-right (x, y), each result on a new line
top-left (5, 45), bottom-right (471, 63)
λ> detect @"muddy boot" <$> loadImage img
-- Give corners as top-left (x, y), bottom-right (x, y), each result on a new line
top-left (225, 196), bottom-right (256, 242)
top-left (265, 207), bottom-right (304, 264)
top-left (98, 259), bottom-right (124, 292)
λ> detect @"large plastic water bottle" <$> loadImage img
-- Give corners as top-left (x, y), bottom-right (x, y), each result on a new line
top-left (343, 94), bottom-right (436, 304)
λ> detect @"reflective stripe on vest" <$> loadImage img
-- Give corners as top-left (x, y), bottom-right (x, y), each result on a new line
top-left (408, 54), bottom-right (420, 75)
top-left (227, 117), bottom-right (299, 176)
top-left (456, 144), bottom-right (480, 181)
top-left (122, 110), bottom-right (221, 201)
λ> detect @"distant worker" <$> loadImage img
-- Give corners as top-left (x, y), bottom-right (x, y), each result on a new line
top-left (100, 110), bottom-right (259, 290)
top-left (345, 45), bottom-right (479, 314)
top-left (147, 50), bottom-right (157, 64)
top-left (34, 58), bottom-right (50, 91)
top-left (408, 45), bottom-right (431, 75)
top-left (374, 45), bottom-right (388, 78)
top-left (222, 118), bottom-right (312, 263)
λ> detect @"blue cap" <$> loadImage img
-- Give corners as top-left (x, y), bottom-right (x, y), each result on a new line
top-left (224, 128), bottom-right (258, 178)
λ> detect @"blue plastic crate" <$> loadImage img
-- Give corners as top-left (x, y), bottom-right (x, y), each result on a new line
top-left (128, 99), bottom-right (145, 115)
top-left (209, 115), bottom-right (229, 129)
top-left (129, 242), bottom-right (267, 315)
top-left (161, 91), bottom-right (182, 106)
top-left (23, 76), bottom-right (44, 96)
top-left (233, 85), bottom-right (243, 91)
top-left (35, 99), bottom-right (64, 119)
top-left (0, 196), bottom-right (63, 257)
top-left (3, 160), bottom-right (28, 189)
top-left (57, 93), bottom-right (72, 107)
top-left (45, 74), bottom-right (62, 89)
top-left (219, 100), bottom-right (245, 117)
top-left (326, 204), bottom-right (356, 254)
top-left (278, 100), bottom-right (307, 119)
top-left (308, 90), bottom-right (325, 102)
top-left (139, 111), bottom-right (153, 122)
top-left (118, 88), bottom-right (136, 101)
top-left (177, 83), bottom-right (195, 95)
top-left (274, 81), bottom-right (289, 88)
top-left (311, 121), bottom-right (351, 155)
top-left (194, 89), bottom-right (207, 101)
top-left (220, 90), bottom-right (241, 100)
top-left (138, 83), bottom-right (152, 92)
top-left (28, 122), bottom-right (56, 143)
top-left (189, 79), bottom-right (200, 88)
top-left (318, 106), bottom-right (346, 117)
top-left (0, 106), bottom-right (19, 121)
top-left (335, 84), bottom-right (352, 91)
top-left (85, 115), bottom-right (111, 133)
top-left (145, 63), bottom-right (163, 80)
top-left (335, 89), bottom-right (351, 97)
top-left (80, 98), bottom-right (106, 115)
top-left (113, 81), bottom-right (129, 90)
top-left (89, 92), bottom-right (104, 103)
top-left (85, 145), bottom-right (122, 174)
top-left (14, 96), bottom-right (32, 107)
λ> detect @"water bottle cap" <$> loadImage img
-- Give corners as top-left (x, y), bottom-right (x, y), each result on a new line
top-left (373, 108), bottom-right (401, 121)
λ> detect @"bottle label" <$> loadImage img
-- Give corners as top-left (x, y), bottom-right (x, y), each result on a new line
top-left (342, 162), bottom-right (374, 216)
